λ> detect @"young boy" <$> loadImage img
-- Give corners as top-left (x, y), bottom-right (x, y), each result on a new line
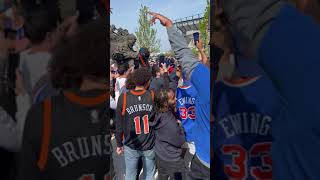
top-left (115, 67), bottom-right (156, 180)
top-left (16, 19), bottom-right (110, 180)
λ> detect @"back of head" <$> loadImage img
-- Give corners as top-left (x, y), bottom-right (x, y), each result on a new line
top-left (151, 65), bottom-right (160, 77)
top-left (24, 7), bottom-right (59, 44)
top-left (131, 67), bottom-right (152, 87)
top-left (117, 62), bottom-right (129, 76)
top-left (50, 19), bottom-right (108, 89)
top-left (154, 88), bottom-right (175, 112)
top-left (154, 89), bottom-right (169, 112)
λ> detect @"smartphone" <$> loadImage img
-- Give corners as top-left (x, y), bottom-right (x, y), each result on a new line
top-left (193, 32), bottom-right (200, 45)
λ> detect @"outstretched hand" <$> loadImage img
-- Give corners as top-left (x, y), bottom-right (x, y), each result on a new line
top-left (148, 12), bottom-right (173, 28)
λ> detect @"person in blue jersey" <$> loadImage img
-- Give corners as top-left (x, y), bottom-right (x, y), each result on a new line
top-left (149, 12), bottom-right (210, 180)
top-left (212, 12), bottom-right (283, 179)
top-left (219, 0), bottom-right (320, 179)
top-left (176, 82), bottom-right (197, 143)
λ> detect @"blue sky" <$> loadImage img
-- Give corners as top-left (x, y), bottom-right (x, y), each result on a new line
top-left (111, 0), bottom-right (207, 52)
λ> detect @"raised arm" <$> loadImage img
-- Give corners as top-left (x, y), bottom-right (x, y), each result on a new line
top-left (149, 12), bottom-right (209, 101)
top-left (149, 12), bottom-right (199, 80)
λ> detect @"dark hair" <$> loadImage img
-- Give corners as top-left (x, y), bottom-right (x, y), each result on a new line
top-left (50, 19), bottom-right (108, 89)
top-left (151, 65), bottom-right (160, 77)
top-left (125, 73), bottom-right (135, 90)
top-left (118, 62), bottom-right (129, 75)
top-left (138, 47), bottom-right (150, 67)
top-left (155, 88), bottom-right (175, 112)
top-left (24, 8), bottom-right (59, 44)
top-left (131, 67), bottom-right (151, 87)
top-left (139, 47), bottom-right (150, 60)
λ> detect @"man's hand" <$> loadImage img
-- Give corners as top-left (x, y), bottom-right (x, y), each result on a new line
top-left (148, 12), bottom-right (173, 28)
top-left (116, 146), bottom-right (124, 155)
top-left (196, 39), bottom-right (204, 50)
top-left (160, 63), bottom-right (168, 74)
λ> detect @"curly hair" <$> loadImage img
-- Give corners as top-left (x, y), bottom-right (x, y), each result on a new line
top-left (130, 67), bottom-right (152, 87)
top-left (50, 19), bottom-right (108, 89)
top-left (154, 88), bottom-right (175, 112)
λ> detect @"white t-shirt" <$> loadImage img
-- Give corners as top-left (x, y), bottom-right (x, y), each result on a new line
top-left (110, 77), bottom-right (127, 110)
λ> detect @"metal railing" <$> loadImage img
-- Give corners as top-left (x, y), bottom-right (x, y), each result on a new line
top-left (173, 13), bottom-right (204, 24)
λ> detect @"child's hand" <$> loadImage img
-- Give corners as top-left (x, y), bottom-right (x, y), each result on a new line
top-left (116, 146), bottom-right (124, 155)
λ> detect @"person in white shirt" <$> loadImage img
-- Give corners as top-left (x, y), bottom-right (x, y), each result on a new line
top-left (110, 62), bottom-right (133, 110)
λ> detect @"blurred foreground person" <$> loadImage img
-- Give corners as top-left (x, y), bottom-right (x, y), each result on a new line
top-left (16, 19), bottom-right (110, 180)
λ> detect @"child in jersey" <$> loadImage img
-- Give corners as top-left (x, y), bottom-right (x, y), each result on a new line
top-left (115, 67), bottom-right (156, 180)
top-left (16, 19), bottom-right (110, 180)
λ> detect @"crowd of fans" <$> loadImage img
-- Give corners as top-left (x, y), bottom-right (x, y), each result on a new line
top-left (3, 0), bottom-right (320, 179)
top-left (109, 12), bottom-right (210, 180)
top-left (0, 0), bottom-right (210, 180)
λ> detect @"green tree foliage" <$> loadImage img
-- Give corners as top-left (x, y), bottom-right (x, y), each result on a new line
top-left (199, 0), bottom-right (210, 55)
top-left (135, 5), bottom-right (160, 53)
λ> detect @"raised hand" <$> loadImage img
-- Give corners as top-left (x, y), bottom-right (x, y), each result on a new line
top-left (148, 12), bottom-right (173, 28)
top-left (196, 39), bottom-right (204, 50)
top-left (160, 63), bottom-right (168, 74)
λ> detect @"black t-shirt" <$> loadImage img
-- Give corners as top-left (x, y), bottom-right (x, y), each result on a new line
top-left (115, 90), bottom-right (155, 151)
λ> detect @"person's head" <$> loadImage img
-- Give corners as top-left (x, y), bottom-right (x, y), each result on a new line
top-left (131, 67), bottom-right (152, 89)
top-left (138, 47), bottom-right (150, 67)
top-left (155, 88), bottom-right (176, 112)
top-left (24, 8), bottom-right (59, 45)
top-left (50, 19), bottom-right (107, 90)
top-left (212, 11), bottom-right (233, 52)
top-left (158, 54), bottom-right (165, 65)
top-left (152, 65), bottom-right (161, 78)
top-left (117, 62), bottom-right (130, 77)
top-left (125, 72), bottom-right (135, 90)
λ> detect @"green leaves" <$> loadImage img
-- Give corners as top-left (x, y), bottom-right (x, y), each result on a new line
top-left (135, 5), bottom-right (160, 53)
top-left (199, 0), bottom-right (210, 55)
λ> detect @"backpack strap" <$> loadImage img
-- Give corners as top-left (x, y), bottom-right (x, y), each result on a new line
top-left (121, 93), bottom-right (127, 116)
top-left (150, 90), bottom-right (155, 102)
top-left (37, 98), bottom-right (52, 171)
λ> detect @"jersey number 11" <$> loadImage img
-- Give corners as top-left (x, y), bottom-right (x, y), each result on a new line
top-left (134, 115), bottom-right (149, 134)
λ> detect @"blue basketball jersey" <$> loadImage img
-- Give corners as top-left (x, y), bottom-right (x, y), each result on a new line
top-left (176, 82), bottom-right (197, 142)
top-left (213, 75), bottom-right (283, 180)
